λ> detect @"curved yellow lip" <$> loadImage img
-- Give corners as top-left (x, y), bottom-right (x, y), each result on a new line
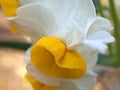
top-left (31, 36), bottom-right (87, 78)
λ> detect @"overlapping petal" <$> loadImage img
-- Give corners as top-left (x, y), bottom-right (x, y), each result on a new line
top-left (8, 3), bottom-right (56, 43)
top-left (88, 17), bottom-right (113, 34)
top-left (87, 30), bottom-right (114, 43)
top-left (82, 17), bottom-right (114, 52)
top-left (74, 0), bottom-right (96, 31)
top-left (83, 40), bottom-right (108, 53)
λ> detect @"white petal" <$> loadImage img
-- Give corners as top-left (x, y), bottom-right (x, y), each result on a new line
top-left (87, 17), bottom-right (113, 34)
top-left (83, 40), bottom-right (108, 53)
top-left (70, 72), bottom-right (97, 90)
top-left (53, 0), bottom-right (96, 46)
top-left (20, 0), bottom-right (78, 31)
top-left (87, 30), bottom-right (115, 43)
top-left (19, 0), bottom-right (96, 31)
top-left (42, 0), bottom-right (79, 45)
top-left (26, 63), bottom-right (61, 86)
top-left (44, 0), bottom-right (96, 33)
top-left (8, 3), bottom-right (56, 43)
top-left (75, 0), bottom-right (96, 30)
top-left (24, 48), bottom-right (31, 64)
top-left (66, 21), bottom-right (85, 49)
top-left (44, 0), bottom-right (77, 27)
top-left (55, 80), bottom-right (79, 90)
top-left (55, 72), bottom-right (97, 90)
top-left (76, 46), bottom-right (98, 70)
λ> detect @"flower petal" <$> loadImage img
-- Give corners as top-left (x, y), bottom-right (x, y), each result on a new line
top-left (44, 0), bottom-right (77, 27)
top-left (69, 72), bottom-right (97, 90)
top-left (44, 0), bottom-right (96, 37)
top-left (24, 48), bottom-right (31, 64)
top-left (87, 17), bottom-right (113, 34)
top-left (83, 40), bottom-right (108, 53)
top-left (75, 0), bottom-right (96, 30)
top-left (8, 3), bottom-right (56, 43)
top-left (87, 30), bottom-right (115, 43)
top-left (56, 71), bottom-right (97, 90)
top-left (76, 46), bottom-right (98, 70)
top-left (19, 0), bottom-right (78, 31)
top-left (47, 0), bottom-right (96, 47)
top-left (55, 80), bottom-right (79, 90)
top-left (19, 0), bottom-right (96, 31)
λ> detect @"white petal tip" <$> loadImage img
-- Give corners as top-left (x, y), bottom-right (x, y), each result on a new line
top-left (6, 17), bottom-right (15, 21)
top-left (110, 36), bottom-right (115, 43)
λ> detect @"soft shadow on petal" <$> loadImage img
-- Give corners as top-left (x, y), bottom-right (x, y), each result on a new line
top-left (76, 46), bottom-right (98, 70)
top-left (55, 80), bottom-right (79, 90)
top-left (56, 71), bottom-right (97, 90)
top-left (70, 72), bottom-right (97, 90)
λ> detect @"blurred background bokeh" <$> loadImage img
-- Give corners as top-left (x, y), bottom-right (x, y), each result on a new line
top-left (0, 0), bottom-right (120, 90)
top-left (0, 6), bottom-right (33, 90)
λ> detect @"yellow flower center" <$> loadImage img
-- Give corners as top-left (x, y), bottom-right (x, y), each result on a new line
top-left (31, 36), bottom-right (87, 78)
top-left (0, 0), bottom-right (20, 33)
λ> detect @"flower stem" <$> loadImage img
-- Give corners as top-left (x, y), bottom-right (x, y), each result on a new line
top-left (109, 0), bottom-right (120, 66)
top-left (98, 0), bottom-right (105, 17)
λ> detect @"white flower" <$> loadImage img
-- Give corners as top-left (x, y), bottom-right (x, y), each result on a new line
top-left (7, 0), bottom-right (114, 90)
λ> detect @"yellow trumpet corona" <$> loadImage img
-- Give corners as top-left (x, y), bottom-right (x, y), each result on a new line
top-left (31, 36), bottom-right (87, 78)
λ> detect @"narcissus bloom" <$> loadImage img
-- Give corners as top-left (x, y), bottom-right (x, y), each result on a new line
top-left (1, 0), bottom-right (114, 90)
